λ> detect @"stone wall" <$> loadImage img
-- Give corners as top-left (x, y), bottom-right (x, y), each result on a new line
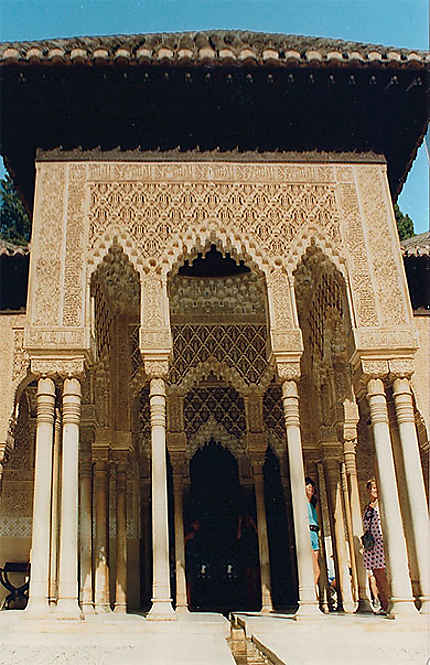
top-left (411, 315), bottom-right (430, 442)
top-left (0, 313), bottom-right (28, 446)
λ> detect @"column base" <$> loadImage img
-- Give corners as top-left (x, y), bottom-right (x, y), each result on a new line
top-left (147, 599), bottom-right (176, 620)
top-left (24, 598), bottom-right (53, 619)
top-left (343, 600), bottom-right (356, 613)
top-left (260, 604), bottom-right (273, 615)
top-left (81, 602), bottom-right (96, 616)
top-left (175, 605), bottom-right (190, 616)
top-left (294, 600), bottom-right (323, 620)
top-left (418, 596), bottom-right (430, 615)
top-left (114, 602), bottom-right (127, 614)
top-left (56, 598), bottom-right (83, 620)
top-left (355, 597), bottom-right (374, 614)
top-left (389, 597), bottom-right (419, 619)
top-left (95, 603), bottom-right (112, 614)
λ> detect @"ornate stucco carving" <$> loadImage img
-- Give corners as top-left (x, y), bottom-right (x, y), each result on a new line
top-left (12, 329), bottom-right (31, 389)
top-left (354, 165), bottom-right (410, 328)
top-left (170, 323), bottom-right (270, 387)
top-left (64, 163), bottom-right (87, 326)
top-left (172, 358), bottom-right (251, 396)
top-left (87, 165), bottom-right (340, 277)
top-left (184, 385), bottom-right (246, 441)
top-left (187, 415), bottom-right (246, 460)
top-left (30, 163), bottom-right (66, 327)
top-left (30, 357), bottom-right (86, 379)
top-left (169, 272), bottom-right (266, 324)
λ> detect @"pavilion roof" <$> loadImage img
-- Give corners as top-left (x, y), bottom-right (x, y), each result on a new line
top-left (0, 30), bottom-right (428, 67)
top-left (0, 239), bottom-right (30, 256)
top-left (0, 31), bottom-right (428, 213)
top-left (401, 231), bottom-right (430, 256)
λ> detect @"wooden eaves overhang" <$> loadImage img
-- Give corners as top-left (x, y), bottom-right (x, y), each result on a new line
top-left (0, 30), bottom-right (429, 212)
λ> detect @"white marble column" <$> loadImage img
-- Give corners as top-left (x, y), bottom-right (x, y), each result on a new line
top-left (281, 379), bottom-right (320, 618)
top-left (141, 478), bottom-right (152, 609)
top-left (341, 463), bottom-right (358, 601)
top-left (171, 462), bottom-right (188, 613)
top-left (49, 408), bottom-right (62, 606)
top-left (147, 378), bottom-right (175, 620)
top-left (325, 458), bottom-right (355, 613)
top-left (94, 455), bottom-right (111, 613)
top-left (26, 377), bottom-right (56, 615)
top-left (314, 463), bottom-right (331, 613)
top-left (114, 460), bottom-right (128, 613)
top-left (79, 456), bottom-right (95, 615)
top-left (251, 458), bottom-right (273, 613)
top-left (343, 441), bottom-right (372, 613)
top-left (57, 377), bottom-right (82, 618)
top-left (392, 377), bottom-right (430, 614)
top-left (366, 378), bottom-right (417, 617)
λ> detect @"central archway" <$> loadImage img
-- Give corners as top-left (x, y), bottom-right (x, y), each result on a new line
top-left (184, 440), bottom-right (258, 612)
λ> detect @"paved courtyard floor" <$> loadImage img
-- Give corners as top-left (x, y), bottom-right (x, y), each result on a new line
top-left (0, 611), bottom-right (235, 665)
top-left (233, 611), bottom-right (430, 665)
top-left (0, 609), bottom-right (428, 665)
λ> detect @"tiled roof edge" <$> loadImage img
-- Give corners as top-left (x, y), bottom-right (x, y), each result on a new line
top-left (401, 231), bottom-right (430, 256)
top-left (1, 30), bottom-right (428, 66)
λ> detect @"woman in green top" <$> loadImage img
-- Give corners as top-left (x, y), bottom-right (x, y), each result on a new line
top-left (305, 477), bottom-right (320, 587)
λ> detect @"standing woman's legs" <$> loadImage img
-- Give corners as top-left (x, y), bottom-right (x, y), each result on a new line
top-left (312, 550), bottom-right (320, 586)
top-left (373, 568), bottom-right (389, 612)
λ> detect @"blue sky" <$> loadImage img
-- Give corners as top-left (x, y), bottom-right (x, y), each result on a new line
top-left (1, 0), bottom-right (428, 232)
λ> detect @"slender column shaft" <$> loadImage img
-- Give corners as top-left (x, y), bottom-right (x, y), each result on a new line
top-left (315, 463), bottom-right (331, 613)
top-left (114, 463), bottom-right (128, 613)
top-left (366, 378), bottom-right (417, 617)
top-left (281, 380), bottom-right (320, 618)
top-left (325, 460), bottom-right (354, 612)
top-left (172, 472), bottom-right (187, 612)
top-left (343, 442), bottom-right (372, 612)
top-left (26, 377), bottom-right (55, 615)
top-left (57, 378), bottom-right (82, 618)
top-left (141, 479), bottom-right (152, 608)
top-left (148, 378), bottom-right (175, 620)
top-left (280, 473), bottom-right (299, 600)
top-left (393, 377), bottom-right (430, 614)
top-left (94, 458), bottom-right (110, 612)
top-left (253, 466), bottom-right (273, 613)
top-left (79, 458), bottom-right (94, 614)
top-left (341, 462), bottom-right (358, 601)
top-left (49, 409), bottom-right (62, 605)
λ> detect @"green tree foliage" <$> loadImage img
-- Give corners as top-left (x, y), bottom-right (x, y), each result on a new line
top-left (394, 203), bottom-right (414, 241)
top-left (0, 175), bottom-right (31, 245)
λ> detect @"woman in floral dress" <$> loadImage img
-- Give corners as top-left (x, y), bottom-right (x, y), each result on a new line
top-left (362, 479), bottom-right (389, 614)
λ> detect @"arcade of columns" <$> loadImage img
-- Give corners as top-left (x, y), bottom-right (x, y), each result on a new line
top-left (0, 159), bottom-right (429, 622)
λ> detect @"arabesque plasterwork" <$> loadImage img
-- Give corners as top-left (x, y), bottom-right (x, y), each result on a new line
top-left (24, 161), bottom-right (417, 373)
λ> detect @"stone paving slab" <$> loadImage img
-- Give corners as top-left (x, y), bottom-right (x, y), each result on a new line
top-left (0, 611), bottom-right (235, 665)
top-left (233, 612), bottom-right (430, 665)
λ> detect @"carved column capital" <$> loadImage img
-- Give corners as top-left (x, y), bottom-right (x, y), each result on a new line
top-left (166, 432), bottom-right (187, 452)
top-left (276, 360), bottom-right (301, 383)
top-left (388, 358), bottom-right (415, 381)
top-left (31, 356), bottom-right (86, 380)
top-left (247, 431), bottom-right (267, 452)
top-left (144, 359), bottom-right (170, 380)
top-left (250, 451), bottom-right (266, 476)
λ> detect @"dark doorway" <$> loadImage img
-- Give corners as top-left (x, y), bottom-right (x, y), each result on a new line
top-left (185, 440), bottom-right (256, 612)
top-left (264, 447), bottom-right (298, 609)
